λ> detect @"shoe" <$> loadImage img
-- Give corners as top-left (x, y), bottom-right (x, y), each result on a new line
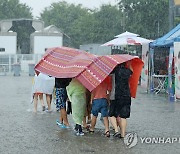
top-left (113, 132), bottom-right (120, 138)
top-left (88, 129), bottom-right (94, 134)
top-left (42, 106), bottom-right (45, 111)
top-left (76, 131), bottom-right (84, 136)
top-left (45, 109), bottom-right (52, 113)
top-left (119, 134), bottom-right (124, 139)
top-left (59, 124), bottom-right (70, 129)
top-left (56, 119), bottom-right (63, 126)
top-left (84, 125), bottom-right (90, 131)
top-left (74, 127), bottom-right (78, 132)
top-left (103, 130), bottom-right (110, 138)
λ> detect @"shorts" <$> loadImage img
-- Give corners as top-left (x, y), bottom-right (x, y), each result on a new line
top-left (91, 98), bottom-right (108, 117)
top-left (109, 96), bottom-right (131, 118)
top-left (56, 88), bottom-right (68, 109)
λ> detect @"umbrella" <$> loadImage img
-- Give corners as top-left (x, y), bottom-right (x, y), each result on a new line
top-left (101, 36), bottom-right (152, 46)
top-left (35, 47), bottom-right (144, 98)
top-left (35, 46), bottom-right (97, 78)
top-left (114, 31), bottom-right (139, 38)
top-left (77, 54), bottom-right (144, 98)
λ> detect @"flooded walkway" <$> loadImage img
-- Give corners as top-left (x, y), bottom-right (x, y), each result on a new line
top-left (0, 75), bottom-right (180, 154)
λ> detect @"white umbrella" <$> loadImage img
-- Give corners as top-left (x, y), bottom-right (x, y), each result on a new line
top-left (101, 36), bottom-right (152, 46)
top-left (114, 31), bottom-right (139, 38)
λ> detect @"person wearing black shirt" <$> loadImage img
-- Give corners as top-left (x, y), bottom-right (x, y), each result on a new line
top-left (55, 78), bottom-right (71, 128)
top-left (109, 62), bottom-right (133, 138)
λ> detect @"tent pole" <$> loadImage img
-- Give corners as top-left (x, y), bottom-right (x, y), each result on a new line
top-left (150, 48), bottom-right (154, 93)
top-left (168, 46), bottom-right (175, 102)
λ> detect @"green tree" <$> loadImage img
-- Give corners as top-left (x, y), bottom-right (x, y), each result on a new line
top-left (68, 13), bottom-right (98, 47)
top-left (92, 4), bottom-right (123, 43)
top-left (118, 0), bottom-right (169, 39)
top-left (40, 2), bottom-right (123, 47)
top-left (40, 1), bottom-right (90, 48)
top-left (68, 4), bottom-right (123, 46)
top-left (0, 0), bottom-right (32, 20)
top-left (0, 0), bottom-right (33, 53)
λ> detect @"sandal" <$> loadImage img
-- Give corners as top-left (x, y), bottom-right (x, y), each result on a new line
top-left (42, 106), bottom-right (45, 111)
top-left (119, 135), bottom-right (124, 139)
top-left (113, 132), bottom-right (120, 138)
top-left (56, 119), bottom-right (63, 126)
top-left (104, 131), bottom-right (110, 137)
top-left (88, 129), bottom-right (94, 134)
top-left (85, 125), bottom-right (90, 131)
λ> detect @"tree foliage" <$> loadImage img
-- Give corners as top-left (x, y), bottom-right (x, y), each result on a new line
top-left (40, 1), bottom-right (90, 48)
top-left (0, 0), bottom-right (32, 20)
top-left (92, 5), bottom-right (123, 43)
top-left (40, 1), bottom-right (122, 48)
top-left (40, 0), bottom-right (179, 48)
top-left (117, 0), bottom-right (169, 39)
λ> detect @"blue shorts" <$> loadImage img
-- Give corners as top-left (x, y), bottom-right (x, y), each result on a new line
top-left (56, 88), bottom-right (67, 109)
top-left (91, 98), bottom-right (108, 117)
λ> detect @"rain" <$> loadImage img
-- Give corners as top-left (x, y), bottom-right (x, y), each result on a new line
top-left (0, 0), bottom-right (180, 154)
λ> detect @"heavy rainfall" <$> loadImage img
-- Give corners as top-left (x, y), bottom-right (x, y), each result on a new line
top-left (0, 0), bottom-right (180, 154)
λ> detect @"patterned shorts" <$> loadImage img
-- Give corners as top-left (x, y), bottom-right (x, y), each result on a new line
top-left (56, 88), bottom-right (68, 109)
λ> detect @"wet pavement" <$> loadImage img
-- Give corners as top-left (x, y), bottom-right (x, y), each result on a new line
top-left (0, 75), bottom-right (180, 154)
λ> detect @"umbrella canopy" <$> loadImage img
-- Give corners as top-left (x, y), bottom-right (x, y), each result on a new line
top-left (101, 36), bottom-right (152, 46)
top-left (114, 31), bottom-right (139, 38)
top-left (34, 47), bottom-right (97, 78)
top-left (77, 54), bottom-right (144, 98)
top-left (150, 23), bottom-right (180, 47)
top-left (35, 47), bottom-right (144, 98)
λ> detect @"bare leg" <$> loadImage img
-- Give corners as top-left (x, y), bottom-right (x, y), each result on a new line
top-left (33, 93), bottom-right (38, 113)
top-left (46, 94), bottom-right (52, 111)
top-left (60, 108), bottom-right (69, 126)
top-left (39, 94), bottom-right (45, 109)
top-left (109, 116), bottom-right (119, 133)
top-left (59, 110), bottom-right (63, 123)
top-left (83, 116), bottom-right (88, 128)
top-left (87, 114), bottom-right (91, 124)
top-left (116, 117), bottom-right (121, 129)
top-left (103, 117), bottom-right (109, 133)
top-left (49, 94), bottom-right (52, 104)
top-left (119, 118), bottom-right (127, 137)
top-left (90, 115), bottom-right (97, 131)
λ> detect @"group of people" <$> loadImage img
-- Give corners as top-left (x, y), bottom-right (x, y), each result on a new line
top-left (32, 61), bottom-right (133, 138)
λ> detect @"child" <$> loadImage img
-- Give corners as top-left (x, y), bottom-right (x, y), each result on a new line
top-left (32, 74), bottom-right (45, 113)
top-left (55, 78), bottom-right (71, 128)
top-left (66, 78), bottom-right (87, 136)
top-left (89, 76), bottom-right (111, 137)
